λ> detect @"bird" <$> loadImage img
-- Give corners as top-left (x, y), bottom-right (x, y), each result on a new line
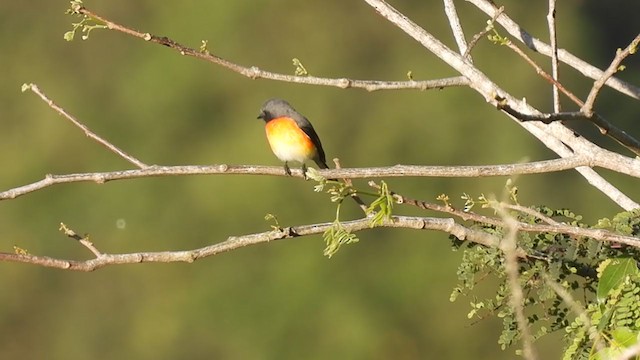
top-left (257, 98), bottom-right (329, 178)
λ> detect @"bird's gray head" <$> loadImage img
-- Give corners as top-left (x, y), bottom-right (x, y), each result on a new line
top-left (257, 98), bottom-right (297, 122)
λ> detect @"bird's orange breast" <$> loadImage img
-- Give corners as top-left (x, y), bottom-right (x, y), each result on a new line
top-left (265, 117), bottom-right (317, 163)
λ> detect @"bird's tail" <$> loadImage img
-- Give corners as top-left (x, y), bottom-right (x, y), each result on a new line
top-left (313, 159), bottom-right (336, 181)
top-left (315, 159), bottom-right (330, 169)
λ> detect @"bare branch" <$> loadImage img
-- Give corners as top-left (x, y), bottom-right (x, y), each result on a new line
top-left (582, 33), bottom-right (640, 116)
top-left (547, 0), bottom-right (561, 112)
top-left (6, 196), bottom-right (638, 270)
top-left (0, 215), bottom-right (499, 271)
top-left (71, 6), bottom-right (469, 92)
top-left (22, 84), bottom-right (148, 169)
top-left (443, 0), bottom-right (470, 60)
top-left (467, 0), bottom-right (640, 101)
top-left (7, 156), bottom-right (636, 201)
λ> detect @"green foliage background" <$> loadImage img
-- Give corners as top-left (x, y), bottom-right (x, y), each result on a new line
top-left (0, 1), bottom-right (638, 359)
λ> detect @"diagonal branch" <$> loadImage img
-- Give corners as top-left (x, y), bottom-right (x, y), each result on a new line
top-left (467, 0), bottom-right (640, 101)
top-left (464, 6), bottom-right (504, 58)
top-left (70, 5), bottom-right (469, 92)
top-left (582, 33), bottom-right (640, 116)
top-left (443, 0), bottom-right (470, 60)
top-left (501, 40), bottom-right (582, 106)
top-left (22, 84), bottom-right (148, 169)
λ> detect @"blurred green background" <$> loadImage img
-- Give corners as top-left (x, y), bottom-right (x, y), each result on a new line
top-left (0, 1), bottom-right (638, 359)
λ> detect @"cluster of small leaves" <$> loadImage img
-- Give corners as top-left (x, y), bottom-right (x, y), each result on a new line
top-left (316, 178), bottom-right (396, 257)
top-left (595, 208), bottom-right (640, 237)
top-left (64, 0), bottom-right (107, 41)
top-left (199, 40), bottom-right (210, 55)
top-left (309, 171), bottom-right (362, 257)
top-left (292, 58), bottom-right (309, 76)
top-left (487, 25), bottom-right (511, 46)
top-left (366, 181), bottom-right (394, 227)
top-left (449, 189), bottom-right (640, 357)
top-left (323, 219), bottom-right (358, 258)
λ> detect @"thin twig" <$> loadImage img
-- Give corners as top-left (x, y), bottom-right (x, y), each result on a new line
top-left (443, 0), bottom-right (470, 60)
top-left (71, 5), bottom-right (469, 92)
top-left (59, 223), bottom-right (102, 257)
top-left (582, 33), bottom-right (640, 116)
top-left (502, 41), bottom-right (582, 106)
top-left (467, 0), bottom-right (640, 101)
top-left (464, 6), bottom-right (504, 59)
top-left (22, 84), bottom-right (148, 169)
top-left (500, 203), bottom-right (560, 225)
top-left (498, 106), bottom-right (586, 123)
top-left (547, 0), bottom-right (561, 112)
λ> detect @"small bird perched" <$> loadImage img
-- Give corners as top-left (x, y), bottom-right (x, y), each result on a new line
top-left (257, 98), bottom-right (329, 177)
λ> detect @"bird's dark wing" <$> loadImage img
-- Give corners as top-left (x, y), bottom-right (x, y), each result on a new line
top-left (295, 115), bottom-right (328, 169)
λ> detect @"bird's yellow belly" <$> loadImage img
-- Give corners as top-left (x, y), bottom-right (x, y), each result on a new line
top-left (265, 118), bottom-right (317, 163)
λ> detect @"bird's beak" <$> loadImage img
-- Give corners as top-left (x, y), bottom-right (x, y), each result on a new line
top-left (257, 111), bottom-right (264, 120)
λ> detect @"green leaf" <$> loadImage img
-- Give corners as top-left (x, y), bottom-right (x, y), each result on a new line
top-left (323, 220), bottom-right (359, 258)
top-left (63, 30), bottom-right (75, 41)
top-left (366, 181), bottom-right (393, 227)
top-left (597, 258), bottom-right (640, 303)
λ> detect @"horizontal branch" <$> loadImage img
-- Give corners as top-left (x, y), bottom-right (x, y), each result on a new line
top-left (0, 156), bottom-right (609, 201)
top-left (0, 216), bottom-right (499, 271)
top-left (72, 5), bottom-right (469, 92)
top-left (3, 205), bottom-right (638, 271)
